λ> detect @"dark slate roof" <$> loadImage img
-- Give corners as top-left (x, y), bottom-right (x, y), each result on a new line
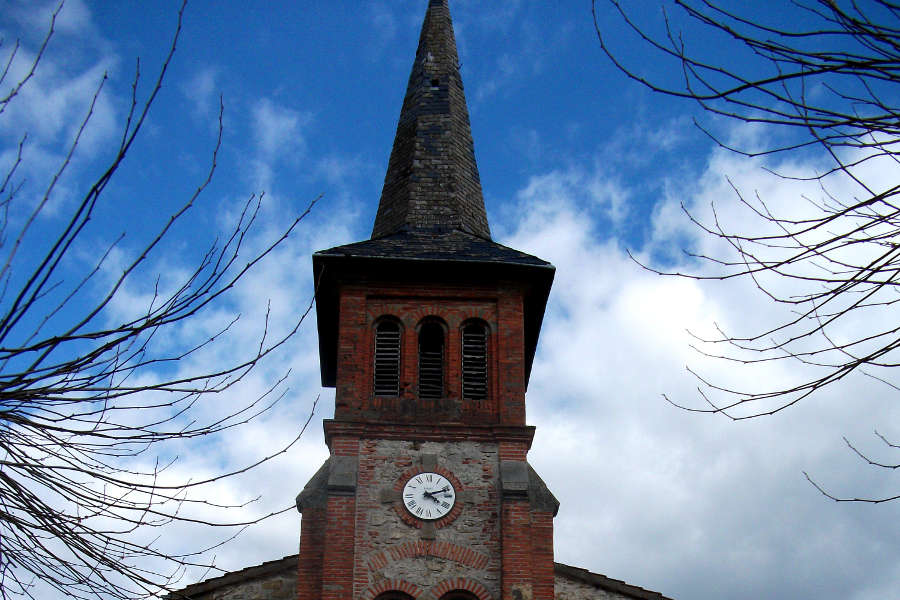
top-left (167, 555), bottom-right (296, 599)
top-left (371, 0), bottom-right (491, 240)
top-left (315, 230), bottom-right (551, 268)
top-left (555, 562), bottom-right (676, 600)
top-left (170, 554), bottom-right (675, 600)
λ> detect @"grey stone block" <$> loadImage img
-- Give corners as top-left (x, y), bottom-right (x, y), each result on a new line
top-left (327, 455), bottom-right (358, 495)
top-left (500, 460), bottom-right (529, 498)
top-left (296, 459), bottom-right (330, 512)
top-left (380, 487), bottom-right (401, 503)
top-left (421, 453), bottom-right (438, 470)
top-left (528, 464), bottom-right (560, 516)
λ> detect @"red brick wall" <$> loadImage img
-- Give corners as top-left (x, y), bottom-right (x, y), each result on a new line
top-left (296, 507), bottom-right (324, 600)
top-left (297, 276), bottom-right (556, 599)
top-left (332, 281), bottom-right (526, 426)
top-left (321, 495), bottom-right (357, 600)
top-left (532, 511), bottom-right (556, 600)
top-left (501, 500), bottom-right (533, 599)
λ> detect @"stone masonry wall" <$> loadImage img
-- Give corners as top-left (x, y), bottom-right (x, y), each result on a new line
top-left (175, 563), bottom-right (296, 600)
top-left (355, 438), bottom-right (502, 599)
top-left (555, 574), bottom-right (629, 600)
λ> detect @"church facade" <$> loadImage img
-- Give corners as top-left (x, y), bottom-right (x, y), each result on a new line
top-left (174, 2), bottom-right (672, 599)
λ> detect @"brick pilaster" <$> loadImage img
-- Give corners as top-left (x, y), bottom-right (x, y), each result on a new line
top-left (501, 500), bottom-right (532, 599)
top-left (296, 507), bottom-right (325, 600)
top-left (531, 510), bottom-right (555, 600)
top-left (321, 495), bottom-right (356, 600)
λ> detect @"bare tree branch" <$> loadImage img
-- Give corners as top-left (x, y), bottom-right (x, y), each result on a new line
top-left (0, 1), bottom-right (318, 597)
top-left (595, 0), bottom-right (900, 502)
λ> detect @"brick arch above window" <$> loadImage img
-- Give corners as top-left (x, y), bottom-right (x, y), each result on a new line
top-left (373, 317), bottom-right (402, 397)
top-left (428, 577), bottom-right (493, 600)
top-left (362, 579), bottom-right (423, 600)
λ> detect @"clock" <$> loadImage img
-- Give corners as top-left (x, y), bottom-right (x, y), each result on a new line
top-left (402, 471), bottom-right (456, 521)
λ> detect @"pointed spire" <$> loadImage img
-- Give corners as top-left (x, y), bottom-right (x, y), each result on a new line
top-left (371, 0), bottom-right (492, 240)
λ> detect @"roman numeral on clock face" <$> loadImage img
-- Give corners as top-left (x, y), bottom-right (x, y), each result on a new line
top-left (402, 471), bottom-right (457, 521)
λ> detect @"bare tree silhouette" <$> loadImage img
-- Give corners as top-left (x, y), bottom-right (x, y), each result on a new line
top-left (594, 0), bottom-right (900, 502)
top-left (0, 2), bottom-right (317, 597)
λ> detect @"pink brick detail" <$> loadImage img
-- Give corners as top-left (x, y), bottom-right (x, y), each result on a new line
top-left (361, 579), bottom-right (423, 600)
top-left (429, 577), bottom-right (493, 600)
top-left (365, 541), bottom-right (490, 572)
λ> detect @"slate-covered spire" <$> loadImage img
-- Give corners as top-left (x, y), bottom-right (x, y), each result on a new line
top-left (371, 0), bottom-right (491, 240)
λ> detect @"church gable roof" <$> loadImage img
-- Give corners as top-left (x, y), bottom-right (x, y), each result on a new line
top-left (170, 554), bottom-right (675, 600)
top-left (371, 0), bottom-right (491, 240)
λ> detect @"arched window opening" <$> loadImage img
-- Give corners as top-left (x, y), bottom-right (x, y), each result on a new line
top-left (440, 592), bottom-right (479, 600)
top-left (374, 593), bottom-right (414, 600)
top-left (461, 321), bottom-right (488, 401)
top-left (374, 319), bottom-right (401, 396)
top-left (418, 321), bottom-right (445, 399)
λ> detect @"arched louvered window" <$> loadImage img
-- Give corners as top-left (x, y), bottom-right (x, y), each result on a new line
top-left (374, 319), bottom-right (401, 396)
top-left (418, 321), bottom-right (445, 399)
top-left (461, 321), bottom-right (488, 401)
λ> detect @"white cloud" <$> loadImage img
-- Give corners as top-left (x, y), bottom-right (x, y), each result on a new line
top-left (499, 127), bottom-right (900, 600)
top-left (4, 0), bottom-right (96, 39)
top-left (247, 98), bottom-right (313, 189)
top-left (252, 98), bottom-right (309, 159)
top-left (511, 165), bottom-right (630, 232)
top-left (0, 0), bottom-right (118, 223)
top-left (181, 66), bottom-right (220, 120)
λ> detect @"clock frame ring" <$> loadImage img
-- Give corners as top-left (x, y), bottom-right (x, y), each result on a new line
top-left (392, 465), bottom-right (464, 529)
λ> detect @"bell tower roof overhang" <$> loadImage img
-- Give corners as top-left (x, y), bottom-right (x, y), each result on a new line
top-left (312, 235), bottom-right (554, 388)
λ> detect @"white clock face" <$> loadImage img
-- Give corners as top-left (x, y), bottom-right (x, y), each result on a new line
top-left (402, 472), bottom-right (456, 520)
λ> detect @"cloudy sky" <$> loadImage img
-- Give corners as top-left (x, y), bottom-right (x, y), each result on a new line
top-left (1, 1), bottom-right (898, 599)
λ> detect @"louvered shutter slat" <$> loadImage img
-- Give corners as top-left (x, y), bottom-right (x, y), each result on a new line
top-left (374, 322), bottom-right (401, 396)
top-left (462, 323), bottom-right (487, 401)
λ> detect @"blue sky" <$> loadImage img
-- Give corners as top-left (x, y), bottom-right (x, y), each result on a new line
top-left (1, 1), bottom-right (898, 599)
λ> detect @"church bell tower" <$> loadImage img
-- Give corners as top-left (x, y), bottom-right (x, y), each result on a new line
top-left (296, 2), bottom-right (556, 598)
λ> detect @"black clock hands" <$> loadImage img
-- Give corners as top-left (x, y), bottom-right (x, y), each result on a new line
top-left (402, 472), bottom-right (456, 520)
top-left (422, 485), bottom-right (451, 503)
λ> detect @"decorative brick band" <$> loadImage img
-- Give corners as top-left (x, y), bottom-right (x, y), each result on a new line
top-left (428, 577), bottom-right (493, 600)
top-left (366, 541), bottom-right (490, 572)
top-left (361, 578), bottom-right (423, 600)
top-left (392, 466), bottom-right (464, 529)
